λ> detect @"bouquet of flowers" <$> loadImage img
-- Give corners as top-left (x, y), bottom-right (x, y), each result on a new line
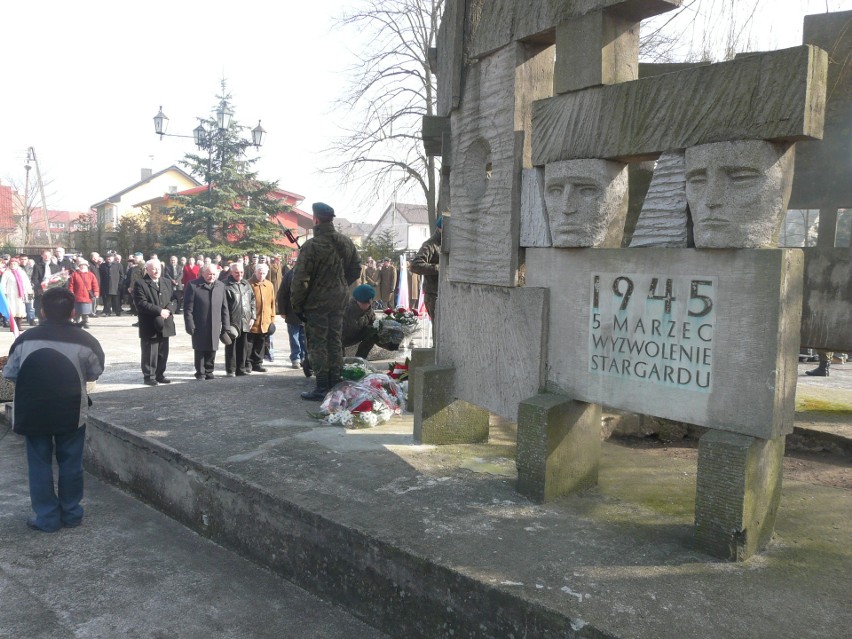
top-left (317, 373), bottom-right (406, 429)
top-left (42, 270), bottom-right (70, 291)
top-left (376, 307), bottom-right (419, 335)
top-left (387, 359), bottom-right (409, 382)
top-left (341, 358), bottom-right (374, 382)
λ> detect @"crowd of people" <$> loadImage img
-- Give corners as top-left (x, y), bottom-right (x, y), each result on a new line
top-left (4, 204), bottom-right (440, 395)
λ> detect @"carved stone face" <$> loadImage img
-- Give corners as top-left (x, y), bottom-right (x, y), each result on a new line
top-left (685, 140), bottom-right (794, 248)
top-left (544, 159), bottom-right (628, 247)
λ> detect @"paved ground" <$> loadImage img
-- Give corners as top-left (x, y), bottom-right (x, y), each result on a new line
top-left (0, 313), bottom-right (848, 638)
top-left (0, 315), bottom-right (394, 639)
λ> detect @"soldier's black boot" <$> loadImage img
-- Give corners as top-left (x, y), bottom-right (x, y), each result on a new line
top-left (805, 362), bottom-right (830, 377)
top-left (301, 372), bottom-right (329, 401)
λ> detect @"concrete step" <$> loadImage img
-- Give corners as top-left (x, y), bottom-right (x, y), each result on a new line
top-left (0, 433), bottom-right (388, 639)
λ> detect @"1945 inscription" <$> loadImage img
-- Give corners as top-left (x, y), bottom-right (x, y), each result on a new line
top-left (589, 273), bottom-right (717, 392)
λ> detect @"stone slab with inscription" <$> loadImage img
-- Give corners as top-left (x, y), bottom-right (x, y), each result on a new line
top-left (526, 248), bottom-right (803, 439)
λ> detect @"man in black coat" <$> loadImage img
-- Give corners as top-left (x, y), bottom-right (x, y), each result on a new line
top-left (31, 249), bottom-right (59, 324)
top-left (103, 254), bottom-right (124, 316)
top-left (164, 255), bottom-right (183, 314)
top-left (224, 262), bottom-right (256, 376)
top-left (133, 259), bottom-right (176, 386)
top-left (183, 264), bottom-right (230, 380)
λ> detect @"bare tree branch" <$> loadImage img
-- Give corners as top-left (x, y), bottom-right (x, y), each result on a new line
top-left (324, 0), bottom-right (443, 229)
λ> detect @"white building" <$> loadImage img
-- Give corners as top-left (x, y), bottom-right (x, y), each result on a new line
top-left (365, 203), bottom-right (431, 252)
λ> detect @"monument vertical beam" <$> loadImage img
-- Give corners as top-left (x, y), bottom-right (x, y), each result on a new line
top-left (695, 431), bottom-right (785, 561)
top-left (554, 10), bottom-right (639, 94)
top-left (517, 394), bottom-right (601, 503)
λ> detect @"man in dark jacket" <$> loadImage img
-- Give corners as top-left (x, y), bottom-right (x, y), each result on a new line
top-left (164, 255), bottom-right (183, 314)
top-left (409, 216), bottom-right (442, 324)
top-left (104, 253), bottom-right (124, 316)
top-left (291, 202), bottom-right (361, 399)
top-left (224, 262), bottom-right (256, 376)
top-left (31, 249), bottom-right (59, 323)
top-left (133, 259), bottom-right (176, 386)
top-left (3, 287), bottom-right (105, 532)
top-left (184, 264), bottom-right (230, 380)
top-left (277, 266), bottom-right (307, 371)
top-left (342, 284), bottom-right (379, 359)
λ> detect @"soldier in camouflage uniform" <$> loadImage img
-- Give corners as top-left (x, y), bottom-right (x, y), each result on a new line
top-left (291, 202), bottom-right (361, 400)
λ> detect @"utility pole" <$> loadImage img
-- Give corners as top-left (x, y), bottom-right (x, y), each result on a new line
top-left (26, 147), bottom-right (53, 245)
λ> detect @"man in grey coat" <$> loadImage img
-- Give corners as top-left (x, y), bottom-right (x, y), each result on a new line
top-left (183, 264), bottom-right (230, 380)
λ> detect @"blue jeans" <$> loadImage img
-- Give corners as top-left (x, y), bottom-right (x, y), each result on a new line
top-left (287, 324), bottom-right (307, 362)
top-left (25, 426), bottom-right (86, 531)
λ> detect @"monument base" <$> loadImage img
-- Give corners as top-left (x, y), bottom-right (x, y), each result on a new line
top-left (413, 364), bottom-right (489, 445)
top-left (695, 430), bottom-right (785, 561)
top-left (516, 393), bottom-right (601, 503)
top-left (406, 347), bottom-right (436, 412)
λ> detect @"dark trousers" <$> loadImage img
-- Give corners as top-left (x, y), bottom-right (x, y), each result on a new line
top-left (343, 326), bottom-right (379, 359)
top-left (141, 337), bottom-right (169, 380)
top-left (247, 333), bottom-right (267, 367)
top-left (194, 350), bottom-right (216, 376)
top-left (305, 307), bottom-right (344, 376)
top-left (225, 332), bottom-right (249, 373)
top-left (106, 294), bottom-right (122, 315)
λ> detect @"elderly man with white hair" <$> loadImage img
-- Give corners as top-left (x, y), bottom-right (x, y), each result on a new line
top-left (246, 262), bottom-right (276, 372)
top-left (133, 258), bottom-right (177, 386)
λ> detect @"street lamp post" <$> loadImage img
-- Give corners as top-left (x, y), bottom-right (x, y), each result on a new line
top-left (153, 99), bottom-right (266, 242)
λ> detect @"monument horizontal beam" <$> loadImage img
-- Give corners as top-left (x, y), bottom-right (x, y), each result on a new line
top-left (532, 45), bottom-right (828, 164)
top-left (467, 0), bottom-right (682, 59)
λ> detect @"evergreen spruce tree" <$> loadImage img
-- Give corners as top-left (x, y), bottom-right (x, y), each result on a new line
top-left (167, 84), bottom-right (286, 256)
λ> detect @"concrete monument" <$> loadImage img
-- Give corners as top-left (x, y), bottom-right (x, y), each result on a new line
top-left (419, 0), bottom-right (829, 561)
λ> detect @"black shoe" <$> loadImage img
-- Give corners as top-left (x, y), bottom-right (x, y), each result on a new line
top-left (300, 388), bottom-right (328, 401)
top-left (195, 373), bottom-right (204, 380)
top-left (252, 365), bottom-right (267, 373)
top-left (805, 366), bottom-right (829, 377)
top-left (205, 373), bottom-right (215, 380)
top-left (235, 371), bottom-right (247, 377)
top-left (155, 377), bottom-right (171, 384)
top-left (143, 378), bottom-right (159, 386)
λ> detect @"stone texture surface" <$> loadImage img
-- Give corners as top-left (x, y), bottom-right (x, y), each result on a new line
top-left (554, 10), bottom-right (639, 93)
top-left (436, 279), bottom-right (548, 422)
top-left (789, 10), bottom-right (852, 209)
top-left (413, 364), bottom-right (490, 445)
top-left (449, 43), bottom-right (552, 287)
top-left (516, 393), bottom-right (601, 502)
top-left (467, 0), bottom-right (681, 58)
top-left (685, 140), bottom-right (795, 248)
top-left (629, 151), bottom-right (689, 247)
top-left (526, 248), bottom-right (804, 438)
top-left (436, 0), bottom-right (464, 117)
top-left (520, 168), bottom-right (551, 247)
top-left (406, 347), bottom-right (436, 412)
top-left (695, 431), bottom-right (785, 561)
top-left (532, 45), bottom-right (828, 164)
top-left (543, 158), bottom-right (629, 247)
top-left (800, 248), bottom-right (852, 352)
